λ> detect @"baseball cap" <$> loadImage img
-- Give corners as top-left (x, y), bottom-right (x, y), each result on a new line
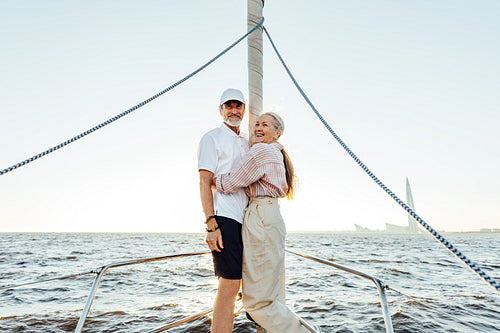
top-left (220, 88), bottom-right (246, 105)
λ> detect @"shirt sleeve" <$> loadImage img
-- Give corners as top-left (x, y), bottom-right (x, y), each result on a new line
top-left (216, 144), bottom-right (266, 194)
top-left (198, 134), bottom-right (217, 173)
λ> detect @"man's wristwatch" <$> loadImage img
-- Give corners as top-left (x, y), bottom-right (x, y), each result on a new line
top-left (204, 215), bottom-right (217, 224)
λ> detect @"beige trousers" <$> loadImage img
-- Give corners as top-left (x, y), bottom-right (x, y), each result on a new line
top-left (242, 197), bottom-right (305, 333)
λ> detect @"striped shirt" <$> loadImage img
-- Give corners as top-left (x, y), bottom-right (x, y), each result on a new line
top-left (216, 142), bottom-right (288, 198)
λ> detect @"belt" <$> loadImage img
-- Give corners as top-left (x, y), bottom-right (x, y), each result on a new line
top-left (249, 197), bottom-right (278, 205)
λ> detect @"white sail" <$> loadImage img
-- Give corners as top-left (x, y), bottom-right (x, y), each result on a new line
top-left (406, 177), bottom-right (419, 233)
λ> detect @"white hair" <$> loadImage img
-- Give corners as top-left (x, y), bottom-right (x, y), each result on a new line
top-left (263, 112), bottom-right (285, 138)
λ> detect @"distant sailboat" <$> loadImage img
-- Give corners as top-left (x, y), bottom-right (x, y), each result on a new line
top-left (406, 177), bottom-right (419, 233)
top-left (355, 178), bottom-right (420, 233)
top-left (385, 178), bottom-right (420, 234)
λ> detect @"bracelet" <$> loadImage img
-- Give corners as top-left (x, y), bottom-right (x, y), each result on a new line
top-left (204, 215), bottom-right (217, 224)
top-left (206, 226), bottom-right (219, 232)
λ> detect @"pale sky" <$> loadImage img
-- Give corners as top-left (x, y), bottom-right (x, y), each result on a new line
top-left (1, 0), bottom-right (499, 233)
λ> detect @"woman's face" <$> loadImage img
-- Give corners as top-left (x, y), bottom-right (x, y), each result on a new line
top-left (254, 114), bottom-right (280, 144)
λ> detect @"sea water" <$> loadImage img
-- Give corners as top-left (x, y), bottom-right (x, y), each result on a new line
top-left (0, 232), bottom-right (498, 332)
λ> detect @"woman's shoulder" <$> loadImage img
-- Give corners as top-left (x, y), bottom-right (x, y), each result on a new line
top-left (249, 142), bottom-right (283, 158)
top-left (251, 142), bottom-right (278, 151)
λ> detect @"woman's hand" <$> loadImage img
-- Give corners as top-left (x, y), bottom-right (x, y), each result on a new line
top-left (211, 177), bottom-right (217, 190)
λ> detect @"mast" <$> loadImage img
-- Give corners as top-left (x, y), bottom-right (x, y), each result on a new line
top-left (247, 0), bottom-right (264, 142)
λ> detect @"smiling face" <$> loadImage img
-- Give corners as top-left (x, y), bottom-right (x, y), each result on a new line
top-left (220, 100), bottom-right (245, 128)
top-left (254, 114), bottom-right (281, 144)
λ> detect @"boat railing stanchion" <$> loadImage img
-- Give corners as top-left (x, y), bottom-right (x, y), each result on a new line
top-left (74, 252), bottom-right (211, 333)
top-left (286, 249), bottom-right (394, 333)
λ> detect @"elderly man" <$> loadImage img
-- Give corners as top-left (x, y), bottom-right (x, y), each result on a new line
top-left (198, 88), bottom-right (249, 333)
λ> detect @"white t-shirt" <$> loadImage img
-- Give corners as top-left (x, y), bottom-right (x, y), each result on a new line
top-left (198, 124), bottom-right (249, 223)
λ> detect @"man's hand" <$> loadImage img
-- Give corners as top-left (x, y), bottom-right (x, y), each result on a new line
top-left (205, 228), bottom-right (224, 252)
top-left (199, 170), bottom-right (224, 252)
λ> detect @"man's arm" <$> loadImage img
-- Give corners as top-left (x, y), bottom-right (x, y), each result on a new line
top-left (199, 170), bottom-right (224, 252)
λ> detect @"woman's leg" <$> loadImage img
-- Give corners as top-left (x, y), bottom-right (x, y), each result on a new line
top-left (242, 198), bottom-right (304, 333)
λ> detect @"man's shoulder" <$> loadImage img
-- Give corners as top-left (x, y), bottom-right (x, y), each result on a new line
top-left (202, 125), bottom-right (247, 142)
top-left (200, 127), bottom-right (222, 143)
top-left (202, 126), bottom-right (222, 137)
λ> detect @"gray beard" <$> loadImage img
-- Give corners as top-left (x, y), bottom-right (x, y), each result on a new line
top-left (224, 119), bottom-right (241, 127)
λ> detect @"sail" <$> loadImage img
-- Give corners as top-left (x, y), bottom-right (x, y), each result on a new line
top-left (406, 178), bottom-right (419, 233)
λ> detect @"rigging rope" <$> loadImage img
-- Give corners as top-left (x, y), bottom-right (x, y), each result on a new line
top-left (262, 26), bottom-right (500, 294)
top-left (1, 16), bottom-right (496, 294)
top-left (0, 18), bottom-right (264, 177)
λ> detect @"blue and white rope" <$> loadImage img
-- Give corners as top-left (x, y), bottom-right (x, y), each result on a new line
top-left (263, 26), bottom-right (499, 293)
top-left (0, 18), bottom-right (265, 176)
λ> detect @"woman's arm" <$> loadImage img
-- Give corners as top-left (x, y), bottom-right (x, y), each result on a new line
top-left (215, 148), bottom-right (264, 194)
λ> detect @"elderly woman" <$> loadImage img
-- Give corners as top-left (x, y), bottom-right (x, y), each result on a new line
top-left (214, 112), bottom-right (307, 333)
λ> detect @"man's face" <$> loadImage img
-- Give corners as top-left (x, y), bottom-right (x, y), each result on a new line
top-left (220, 100), bottom-right (245, 127)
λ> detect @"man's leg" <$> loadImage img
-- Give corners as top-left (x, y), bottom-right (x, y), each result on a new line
top-left (212, 278), bottom-right (241, 333)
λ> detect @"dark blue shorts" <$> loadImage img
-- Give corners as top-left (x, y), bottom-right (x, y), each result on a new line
top-left (212, 216), bottom-right (243, 280)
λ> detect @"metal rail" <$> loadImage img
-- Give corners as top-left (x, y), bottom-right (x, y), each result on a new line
top-left (74, 251), bottom-right (320, 332)
top-left (147, 307), bottom-right (214, 333)
top-left (73, 250), bottom-right (392, 332)
top-left (147, 301), bottom-right (245, 333)
top-left (286, 250), bottom-right (394, 333)
top-left (74, 251), bottom-right (210, 333)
